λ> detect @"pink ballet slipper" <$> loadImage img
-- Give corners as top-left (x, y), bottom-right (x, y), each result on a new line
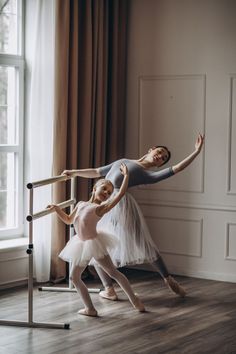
top-left (99, 286), bottom-right (118, 301)
top-left (78, 308), bottom-right (98, 317)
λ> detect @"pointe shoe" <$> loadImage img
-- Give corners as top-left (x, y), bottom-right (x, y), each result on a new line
top-left (78, 308), bottom-right (98, 317)
top-left (99, 286), bottom-right (118, 301)
top-left (132, 295), bottom-right (146, 312)
top-left (164, 275), bottom-right (186, 297)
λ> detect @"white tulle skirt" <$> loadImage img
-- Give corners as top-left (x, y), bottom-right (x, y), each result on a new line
top-left (97, 192), bottom-right (160, 267)
top-left (59, 232), bottom-right (118, 267)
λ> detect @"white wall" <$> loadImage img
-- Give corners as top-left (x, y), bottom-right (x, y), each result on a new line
top-left (126, 0), bottom-right (236, 282)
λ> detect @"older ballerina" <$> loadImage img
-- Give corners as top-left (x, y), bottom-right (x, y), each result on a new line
top-left (63, 134), bottom-right (204, 300)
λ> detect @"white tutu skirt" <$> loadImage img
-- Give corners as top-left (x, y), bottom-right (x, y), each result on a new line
top-left (97, 192), bottom-right (160, 267)
top-left (59, 232), bottom-right (118, 267)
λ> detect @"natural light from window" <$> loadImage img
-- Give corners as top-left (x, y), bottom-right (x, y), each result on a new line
top-left (0, 0), bottom-right (23, 237)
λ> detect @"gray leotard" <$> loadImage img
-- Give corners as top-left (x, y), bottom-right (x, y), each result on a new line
top-left (98, 158), bottom-right (174, 188)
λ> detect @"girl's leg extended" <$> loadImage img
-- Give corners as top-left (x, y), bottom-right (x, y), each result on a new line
top-left (95, 255), bottom-right (145, 312)
top-left (70, 263), bottom-right (97, 316)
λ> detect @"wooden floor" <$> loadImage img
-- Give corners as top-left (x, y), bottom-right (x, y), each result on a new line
top-left (0, 269), bottom-right (236, 354)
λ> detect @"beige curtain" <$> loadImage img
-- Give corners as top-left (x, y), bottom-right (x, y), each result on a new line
top-left (51, 0), bottom-right (128, 280)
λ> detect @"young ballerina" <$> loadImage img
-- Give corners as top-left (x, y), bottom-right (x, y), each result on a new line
top-left (48, 163), bottom-right (145, 317)
top-left (63, 133), bottom-right (204, 300)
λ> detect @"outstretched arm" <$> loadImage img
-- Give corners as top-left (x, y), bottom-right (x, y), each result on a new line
top-left (62, 168), bottom-right (100, 178)
top-left (62, 161), bottom-right (115, 179)
top-left (96, 163), bottom-right (129, 217)
top-left (172, 133), bottom-right (204, 174)
top-left (47, 204), bottom-right (78, 225)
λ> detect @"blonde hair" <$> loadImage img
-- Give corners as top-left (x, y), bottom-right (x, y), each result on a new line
top-left (90, 179), bottom-right (114, 202)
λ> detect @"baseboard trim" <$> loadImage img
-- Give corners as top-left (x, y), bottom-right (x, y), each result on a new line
top-left (127, 265), bottom-right (236, 283)
top-left (0, 278), bottom-right (28, 290)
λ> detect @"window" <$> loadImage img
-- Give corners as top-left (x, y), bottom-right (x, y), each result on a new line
top-left (0, 0), bottom-right (24, 239)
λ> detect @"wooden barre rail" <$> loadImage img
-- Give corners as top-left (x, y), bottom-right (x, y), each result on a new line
top-left (27, 174), bottom-right (71, 189)
top-left (26, 198), bottom-right (76, 222)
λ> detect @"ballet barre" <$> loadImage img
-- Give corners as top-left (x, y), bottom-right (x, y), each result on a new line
top-left (0, 174), bottom-right (98, 330)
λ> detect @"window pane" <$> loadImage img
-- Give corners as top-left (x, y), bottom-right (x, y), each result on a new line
top-left (0, 151), bottom-right (16, 229)
top-left (0, 0), bottom-right (18, 54)
top-left (0, 65), bottom-right (18, 144)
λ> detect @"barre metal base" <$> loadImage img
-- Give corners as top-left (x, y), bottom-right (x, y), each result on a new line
top-left (38, 286), bottom-right (101, 293)
top-left (0, 319), bottom-right (70, 329)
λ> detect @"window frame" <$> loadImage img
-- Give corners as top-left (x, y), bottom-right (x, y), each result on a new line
top-left (0, 0), bottom-right (25, 240)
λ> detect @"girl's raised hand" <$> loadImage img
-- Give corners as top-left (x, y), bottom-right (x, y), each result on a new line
top-left (47, 204), bottom-right (56, 210)
top-left (195, 133), bottom-right (204, 153)
top-left (120, 162), bottom-right (128, 176)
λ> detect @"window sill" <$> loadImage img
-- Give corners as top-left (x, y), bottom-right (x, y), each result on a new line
top-left (0, 237), bottom-right (29, 252)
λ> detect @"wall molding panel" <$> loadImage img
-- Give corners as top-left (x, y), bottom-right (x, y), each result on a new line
top-left (138, 74), bottom-right (206, 193)
top-left (138, 198), bottom-right (236, 213)
top-left (225, 223), bottom-right (236, 261)
top-left (145, 215), bottom-right (203, 258)
top-left (227, 75), bottom-right (236, 195)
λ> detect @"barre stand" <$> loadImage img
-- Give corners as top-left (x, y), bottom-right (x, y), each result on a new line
top-left (0, 174), bottom-right (99, 330)
top-left (0, 175), bottom-right (71, 329)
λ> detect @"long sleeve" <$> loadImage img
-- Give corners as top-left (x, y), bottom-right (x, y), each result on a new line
top-left (145, 167), bottom-right (174, 184)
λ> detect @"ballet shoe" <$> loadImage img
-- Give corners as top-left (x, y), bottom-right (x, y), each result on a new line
top-left (99, 286), bottom-right (118, 301)
top-left (78, 308), bottom-right (98, 317)
top-left (132, 295), bottom-right (146, 312)
top-left (164, 275), bottom-right (186, 297)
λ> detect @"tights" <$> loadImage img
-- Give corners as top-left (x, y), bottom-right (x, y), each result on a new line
top-left (94, 256), bottom-right (170, 288)
top-left (70, 255), bottom-right (138, 311)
